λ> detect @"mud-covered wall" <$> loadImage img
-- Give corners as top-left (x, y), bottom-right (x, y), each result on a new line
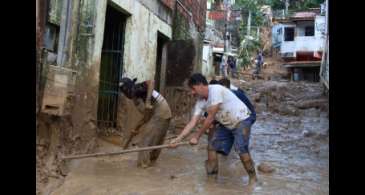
top-left (169, 5), bottom-right (205, 83)
top-left (36, 0), bottom-right (47, 114)
top-left (164, 0), bottom-right (206, 118)
top-left (37, 1), bottom-right (102, 194)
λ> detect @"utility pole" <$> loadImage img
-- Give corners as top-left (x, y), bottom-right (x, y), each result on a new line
top-left (224, 6), bottom-right (227, 52)
top-left (285, 0), bottom-right (289, 16)
top-left (247, 9), bottom-right (251, 36)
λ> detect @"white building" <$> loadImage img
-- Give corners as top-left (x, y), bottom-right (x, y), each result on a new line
top-left (271, 9), bottom-right (326, 82)
top-left (272, 10), bottom-right (326, 61)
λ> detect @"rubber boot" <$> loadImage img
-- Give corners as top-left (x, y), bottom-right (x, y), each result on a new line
top-left (205, 150), bottom-right (218, 176)
top-left (240, 153), bottom-right (257, 185)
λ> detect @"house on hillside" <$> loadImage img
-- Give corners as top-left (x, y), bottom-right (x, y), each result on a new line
top-left (272, 8), bottom-right (326, 82)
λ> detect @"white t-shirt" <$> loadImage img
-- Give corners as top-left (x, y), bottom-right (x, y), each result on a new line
top-left (230, 84), bottom-right (238, 91)
top-left (193, 84), bottom-right (251, 129)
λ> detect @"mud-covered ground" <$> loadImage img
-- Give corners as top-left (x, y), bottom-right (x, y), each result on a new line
top-left (43, 77), bottom-right (329, 195)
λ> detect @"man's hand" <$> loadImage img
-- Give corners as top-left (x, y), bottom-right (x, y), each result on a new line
top-left (168, 138), bottom-right (181, 148)
top-left (189, 134), bottom-right (199, 145)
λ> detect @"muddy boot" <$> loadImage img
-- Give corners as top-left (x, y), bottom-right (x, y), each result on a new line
top-left (240, 153), bottom-right (258, 185)
top-left (137, 151), bottom-right (152, 168)
top-left (205, 159), bottom-right (218, 176)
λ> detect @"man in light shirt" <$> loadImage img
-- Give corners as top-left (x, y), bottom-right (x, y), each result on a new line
top-left (169, 73), bottom-right (257, 185)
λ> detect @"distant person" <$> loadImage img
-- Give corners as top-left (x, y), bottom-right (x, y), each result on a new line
top-left (228, 56), bottom-right (238, 78)
top-left (254, 50), bottom-right (264, 77)
top-left (220, 56), bottom-right (228, 77)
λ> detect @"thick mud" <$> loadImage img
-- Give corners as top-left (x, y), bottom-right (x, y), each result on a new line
top-left (49, 109), bottom-right (328, 195)
top-left (40, 77), bottom-right (328, 195)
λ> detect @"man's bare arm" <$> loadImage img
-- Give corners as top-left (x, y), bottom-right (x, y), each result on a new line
top-left (169, 115), bottom-right (200, 147)
top-left (190, 104), bottom-right (220, 144)
top-left (145, 80), bottom-right (154, 108)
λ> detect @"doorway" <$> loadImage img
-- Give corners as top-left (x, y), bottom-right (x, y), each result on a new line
top-left (154, 32), bottom-right (170, 93)
top-left (97, 4), bottom-right (127, 128)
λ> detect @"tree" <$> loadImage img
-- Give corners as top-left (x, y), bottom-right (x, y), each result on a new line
top-left (235, 0), bottom-right (266, 68)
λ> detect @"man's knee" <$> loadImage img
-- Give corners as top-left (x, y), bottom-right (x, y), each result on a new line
top-left (242, 127), bottom-right (251, 140)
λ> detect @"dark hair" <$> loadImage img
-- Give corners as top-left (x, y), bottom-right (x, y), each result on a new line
top-left (188, 73), bottom-right (208, 88)
top-left (209, 79), bottom-right (219, 84)
top-left (219, 78), bottom-right (230, 88)
top-left (133, 82), bottom-right (148, 101)
top-left (119, 77), bottom-right (137, 98)
top-left (120, 78), bottom-right (156, 103)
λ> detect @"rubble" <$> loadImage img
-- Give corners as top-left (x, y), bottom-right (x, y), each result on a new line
top-left (257, 162), bottom-right (275, 173)
top-left (238, 80), bottom-right (328, 116)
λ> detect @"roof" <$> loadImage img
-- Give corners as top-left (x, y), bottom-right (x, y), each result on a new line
top-left (282, 61), bottom-right (321, 68)
top-left (290, 11), bottom-right (317, 21)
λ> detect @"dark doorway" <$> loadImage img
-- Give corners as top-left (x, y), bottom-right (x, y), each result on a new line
top-left (155, 32), bottom-right (170, 92)
top-left (213, 53), bottom-right (223, 74)
top-left (97, 5), bottom-right (127, 128)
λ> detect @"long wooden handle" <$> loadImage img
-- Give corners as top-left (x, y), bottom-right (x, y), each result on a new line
top-left (62, 141), bottom-right (190, 160)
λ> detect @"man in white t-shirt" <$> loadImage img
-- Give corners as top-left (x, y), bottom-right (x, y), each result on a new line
top-left (169, 73), bottom-right (257, 185)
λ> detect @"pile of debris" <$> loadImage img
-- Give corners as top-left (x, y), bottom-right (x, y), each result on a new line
top-left (36, 114), bottom-right (98, 195)
top-left (240, 80), bottom-right (328, 117)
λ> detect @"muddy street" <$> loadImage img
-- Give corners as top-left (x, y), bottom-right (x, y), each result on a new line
top-left (36, 0), bottom-right (329, 194)
top-left (47, 79), bottom-right (329, 195)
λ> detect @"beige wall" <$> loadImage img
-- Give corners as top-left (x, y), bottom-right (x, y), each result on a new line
top-left (94, 0), bottom-right (172, 82)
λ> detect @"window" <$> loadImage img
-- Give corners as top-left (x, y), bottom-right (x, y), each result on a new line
top-left (305, 26), bottom-right (314, 36)
top-left (284, 27), bottom-right (294, 41)
top-left (43, 23), bottom-right (59, 52)
top-left (43, 0), bottom-right (62, 57)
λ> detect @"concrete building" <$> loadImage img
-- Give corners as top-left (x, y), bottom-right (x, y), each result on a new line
top-left (319, 0), bottom-right (329, 90)
top-left (36, 0), bottom-right (207, 170)
top-left (272, 8), bottom-right (326, 82)
top-left (203, 0), bottom-right (240, 77)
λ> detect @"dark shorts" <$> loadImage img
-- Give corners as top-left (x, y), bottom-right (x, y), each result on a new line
top-left (209, 115), bottom-right (254, 156)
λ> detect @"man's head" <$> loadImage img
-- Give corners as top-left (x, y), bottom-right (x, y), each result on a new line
top-left (119, 77), bottom-right (137, 99)
top-left (219, 78), bottom-right (230, 89)
top-left (209, 79), bottom-right (219, 84)
top-left (188, 73), bottom-right (209, 98)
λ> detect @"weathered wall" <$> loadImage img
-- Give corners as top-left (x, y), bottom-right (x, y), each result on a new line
top-left (202, 44), bottom-right (215, 77)
top-left (314, 16), bottom-right (325, 37)
top-left (36, 0), bottom-right (47, 114)
top-left (169, 3), bottom-right (205, 83)
top-left (164, 0), bottom-right (207, 118)
top-left (138, 0), bottom-right (173, 25)
top-left (37, 1), bottom-right (101, 194)
top-left (108, 0), bottom-right (172, 81)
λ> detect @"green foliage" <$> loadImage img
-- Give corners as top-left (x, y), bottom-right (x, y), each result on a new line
top-left (238, 36), bottom-right (261, 68)
top-left (290, 0), bottom-right (324, 11)
top-left (234, 0), bottom-right (325, 69)
top-left (259, 0), bottom-right (324, 11)
top-left (235, 0), bottom-right (266, 68)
